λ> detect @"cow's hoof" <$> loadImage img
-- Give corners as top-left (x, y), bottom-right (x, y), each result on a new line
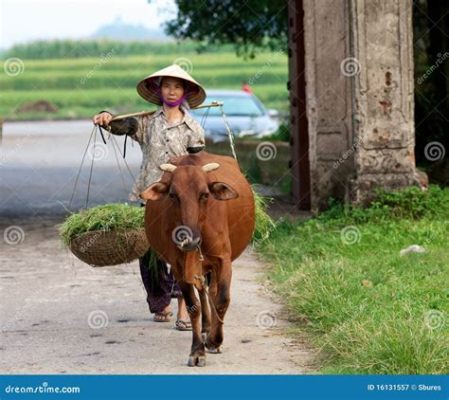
top-left (205, 338), bottom-right (222, 354)
top-left (197, 356), bottom-right (206, 367)
top-left (206, 346), bottom-right (221, 354)
top-left (187, 355), bottom-right (207, 367)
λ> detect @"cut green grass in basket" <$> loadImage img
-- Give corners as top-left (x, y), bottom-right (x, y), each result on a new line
top-left (59, 203), bottom-right (145, 245)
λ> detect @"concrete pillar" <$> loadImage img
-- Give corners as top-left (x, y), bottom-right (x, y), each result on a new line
top-left (301, 0), bottom-right (418, 210)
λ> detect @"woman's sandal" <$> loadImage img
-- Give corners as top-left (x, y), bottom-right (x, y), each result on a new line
top-left (153, 311), bottom-right (173, 323)
top-left (174, 319), bottom-right (192, 331)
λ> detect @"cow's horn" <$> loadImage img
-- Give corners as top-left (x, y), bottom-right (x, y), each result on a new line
top-left (159, 163), bottom-right (177, 172)
top-left (202, 162), bottom-right (220, 172)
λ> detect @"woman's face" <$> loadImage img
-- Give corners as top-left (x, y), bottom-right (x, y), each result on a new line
top-left (161, 77), bottom-right (185, 104)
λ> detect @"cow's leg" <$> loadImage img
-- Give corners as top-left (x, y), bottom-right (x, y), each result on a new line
top-left (179, 281), bottom-right (206, 367)
top-left (206, 259), bottom-right (232, 353)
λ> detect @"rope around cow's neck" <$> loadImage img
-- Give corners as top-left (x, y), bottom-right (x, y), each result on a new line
top-left (192, 245), bottom-right (225, 325)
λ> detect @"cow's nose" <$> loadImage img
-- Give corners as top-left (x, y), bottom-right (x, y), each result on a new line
top-left (180, 236), bottom-right (201, 252)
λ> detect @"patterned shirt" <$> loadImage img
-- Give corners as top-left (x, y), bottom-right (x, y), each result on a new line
top-left (110, 105), bottom-right (205, 202)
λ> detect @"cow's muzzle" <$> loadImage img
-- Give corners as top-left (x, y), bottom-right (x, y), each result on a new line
top-left (177, 236), bottom-right (201, 252)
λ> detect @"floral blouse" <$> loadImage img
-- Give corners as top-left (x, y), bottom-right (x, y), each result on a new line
top-left (108, 105), bottom-right (205, 202)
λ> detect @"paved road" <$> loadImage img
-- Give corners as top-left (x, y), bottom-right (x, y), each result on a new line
top-left (1, 120), bottom-right (142, 216)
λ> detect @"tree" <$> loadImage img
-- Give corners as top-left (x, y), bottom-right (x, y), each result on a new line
top-left (163, 0), bottom-right (288, 58)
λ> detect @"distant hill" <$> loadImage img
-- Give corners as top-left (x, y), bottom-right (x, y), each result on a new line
top-left (90, 16), bottom-right (170, 42)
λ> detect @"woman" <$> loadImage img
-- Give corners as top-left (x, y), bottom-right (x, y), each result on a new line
top-left (92, 64), bottom-right (206, 330)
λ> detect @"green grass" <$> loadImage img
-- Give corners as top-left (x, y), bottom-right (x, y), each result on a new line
top-left (1, 51), bottom-right (288, 120)
top-left (252, 190), bottom-right (276, 243)
top-left (256, 185), bottom-right (449, 374)
top-left (2, 39), bottom-right (236, 60)
top-left (59, 203), bottom-right (145, 245)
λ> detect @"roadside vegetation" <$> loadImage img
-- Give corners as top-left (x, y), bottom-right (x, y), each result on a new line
top-left (257, 186), bottom-right (449, 374)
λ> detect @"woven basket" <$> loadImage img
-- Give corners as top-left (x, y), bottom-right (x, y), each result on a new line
top-left (69, 229), bottom-right (149, 267)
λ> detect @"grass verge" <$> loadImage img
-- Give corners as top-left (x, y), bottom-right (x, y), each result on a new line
top-left (256, 185), bottom-right (449, 374)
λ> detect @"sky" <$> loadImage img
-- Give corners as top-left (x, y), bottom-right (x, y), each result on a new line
top-left (0, 0), bottom-right (177, 49)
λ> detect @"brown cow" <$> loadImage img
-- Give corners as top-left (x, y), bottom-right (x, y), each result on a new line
top-left (140, 151), bottom-right (255, 367)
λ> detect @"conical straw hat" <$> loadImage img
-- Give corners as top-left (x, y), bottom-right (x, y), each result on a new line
top-left (136, 64), bottom-right (206, 108)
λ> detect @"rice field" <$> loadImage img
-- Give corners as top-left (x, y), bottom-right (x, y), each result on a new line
top-left (1, 51), bottom-right (288, 120)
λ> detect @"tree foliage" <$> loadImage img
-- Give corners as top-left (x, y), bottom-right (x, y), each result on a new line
top-left (163, 0), bottom-right (288, 58)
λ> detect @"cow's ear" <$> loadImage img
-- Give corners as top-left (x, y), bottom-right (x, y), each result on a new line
top-left (139, 182), bottom-right (169, 201)
top-left (208, 181), bottom-right (239, 201)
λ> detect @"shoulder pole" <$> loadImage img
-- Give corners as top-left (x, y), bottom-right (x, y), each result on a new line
top-left (110, 101), bottom-right (224, 121)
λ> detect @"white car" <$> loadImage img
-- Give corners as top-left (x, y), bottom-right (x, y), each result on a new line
top-left (190, 90), bottom-right (280, 142)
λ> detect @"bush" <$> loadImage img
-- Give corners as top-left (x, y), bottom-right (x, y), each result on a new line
top-left (318, 185), bottom-right (449, 224)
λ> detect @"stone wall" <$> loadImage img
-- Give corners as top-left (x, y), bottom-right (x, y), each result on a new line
top-left (300, 0), bottom-right (419, 210)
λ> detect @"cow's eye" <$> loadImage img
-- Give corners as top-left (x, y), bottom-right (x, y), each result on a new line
top-left (200, 193), bottom-right (209, 201)
top-left (169, 192), bottom-right (177, 199)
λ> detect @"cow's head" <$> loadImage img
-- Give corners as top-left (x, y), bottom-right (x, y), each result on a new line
top-left (140, 162), bottom-right (238, 252)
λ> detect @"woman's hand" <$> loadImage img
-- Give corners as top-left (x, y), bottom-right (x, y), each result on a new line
top-left (92, 111), bottom-right (113, 127)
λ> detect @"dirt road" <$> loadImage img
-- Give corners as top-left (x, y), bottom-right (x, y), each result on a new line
top-left (0, 216), bottom-right (314, 373)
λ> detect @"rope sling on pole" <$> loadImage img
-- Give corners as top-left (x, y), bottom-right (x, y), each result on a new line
top-left (70, 101), bottom-right (237, 210)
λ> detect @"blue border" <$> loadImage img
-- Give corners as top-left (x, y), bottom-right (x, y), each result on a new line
top-left (0, 375), bottom-right (448, 400)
